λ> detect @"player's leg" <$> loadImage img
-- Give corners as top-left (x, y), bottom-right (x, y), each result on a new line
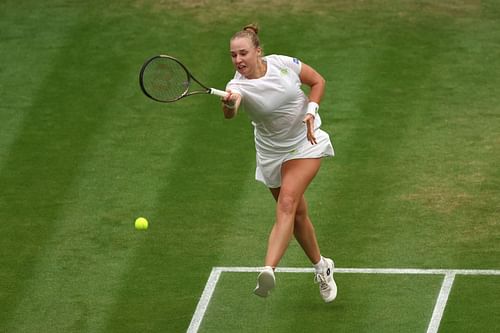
top-left (293, 196), bottom-right (322, 264)
top-left (269, 188), bottom-right (321, 265)
top-left (267, 159), bottom-right (337, 302)
top-left (264, 158), bottom-right (321, 268)
top-left (254, 158), bottom-right (320, 298)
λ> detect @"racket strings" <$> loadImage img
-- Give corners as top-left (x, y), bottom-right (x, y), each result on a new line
top-left (142, 58), bottom-right (189, 101)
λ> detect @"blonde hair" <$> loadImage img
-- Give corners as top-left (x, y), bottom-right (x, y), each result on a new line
top-left (231, 23), bottom-right (261, 49)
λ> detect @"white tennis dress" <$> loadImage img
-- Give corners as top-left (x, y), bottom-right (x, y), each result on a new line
top-left (226, 54), bottom-right (334, 188)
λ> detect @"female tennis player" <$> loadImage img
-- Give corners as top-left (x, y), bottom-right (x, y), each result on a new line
top-left (221, 24), bottom-right (337, 302)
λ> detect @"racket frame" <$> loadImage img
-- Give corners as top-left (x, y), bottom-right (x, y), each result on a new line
top-left (139, 55), bottom-right (228, 103)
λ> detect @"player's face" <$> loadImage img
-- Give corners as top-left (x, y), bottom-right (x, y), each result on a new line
top-left (230, 37), bottom-right (262, 78)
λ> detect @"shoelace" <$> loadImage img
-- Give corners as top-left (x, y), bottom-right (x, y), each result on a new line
top-left (314, 273), bottom-right (330, 291)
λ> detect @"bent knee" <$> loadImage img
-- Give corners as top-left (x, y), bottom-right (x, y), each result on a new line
top-left (277, 193), bottom-right (298, 215)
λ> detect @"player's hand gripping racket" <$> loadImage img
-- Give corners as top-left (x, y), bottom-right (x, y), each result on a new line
top-left (139, 55), bottom-right (229, 103)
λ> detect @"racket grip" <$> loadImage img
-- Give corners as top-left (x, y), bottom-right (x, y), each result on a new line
top-left (210, 88), bottom-right (229, 98)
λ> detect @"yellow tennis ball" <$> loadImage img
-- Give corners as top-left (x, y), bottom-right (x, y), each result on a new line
top-left (135, 217), bottom-right (148, 230)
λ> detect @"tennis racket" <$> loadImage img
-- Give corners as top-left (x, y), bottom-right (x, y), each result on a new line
top-left (139, 55), bottom-right (229, 103)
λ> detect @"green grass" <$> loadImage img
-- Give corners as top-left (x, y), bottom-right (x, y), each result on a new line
top-left (440, 275), bottom-right (500, 332)
top-left (202, 273), bottom-right (443, 332)
top-left (0, 0), bottom-right (499, 332)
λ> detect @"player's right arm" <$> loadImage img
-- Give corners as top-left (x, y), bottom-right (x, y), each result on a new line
top-left (221, 90), bottom-right (241, 119)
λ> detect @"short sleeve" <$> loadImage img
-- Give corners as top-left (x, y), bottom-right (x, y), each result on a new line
top-left (276, 55), bottom-right (302, 76)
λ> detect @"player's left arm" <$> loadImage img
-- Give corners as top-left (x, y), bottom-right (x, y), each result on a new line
top-left (300, 63), bottom-right (326, 144)
top-left (300, 63), bottom-right (326, 104)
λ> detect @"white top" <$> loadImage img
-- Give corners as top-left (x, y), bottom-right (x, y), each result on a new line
top-left (226, 54), bottom-right (322, 154)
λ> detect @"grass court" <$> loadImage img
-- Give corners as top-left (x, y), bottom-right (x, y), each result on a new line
top-left (1, 0), bottom-right (499, 332)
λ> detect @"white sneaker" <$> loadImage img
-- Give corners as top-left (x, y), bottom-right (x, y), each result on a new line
top-left (253, 266), bottom-right (275, 297)
top-left (314, 258), bottom-right (337, 302)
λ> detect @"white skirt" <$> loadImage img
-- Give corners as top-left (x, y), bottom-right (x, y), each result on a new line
top-left (255, 129), bottom-right (334, 188)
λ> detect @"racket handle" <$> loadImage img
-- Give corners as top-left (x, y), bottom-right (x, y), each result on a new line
top-left (209, 88), bottom-right (229, 98)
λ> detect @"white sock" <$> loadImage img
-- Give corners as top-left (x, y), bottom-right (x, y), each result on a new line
top-left (313, 256), bottom-right (325, 274)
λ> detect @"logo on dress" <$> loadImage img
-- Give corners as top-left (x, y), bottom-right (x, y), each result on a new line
top-left (293, 58), bottom-right (300, 64)
top-left (280, 68), bottom-right (289, 75)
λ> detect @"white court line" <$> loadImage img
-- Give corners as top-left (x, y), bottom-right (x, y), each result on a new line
top-left (218, 266), bottom-right (500, 275)
top-left (187, 267), bottom-right (500, 333)
top-left (187, 268), bottom-right (222, 333)
top-left (426, 273), bottom-right (456, 333)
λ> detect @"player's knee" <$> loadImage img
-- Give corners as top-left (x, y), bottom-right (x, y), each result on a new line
top-left (277, 193), bottom-right (297, 216)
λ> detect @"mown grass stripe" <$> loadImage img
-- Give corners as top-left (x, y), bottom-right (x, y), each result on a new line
top-left (99, 16), bottom-right (257, 332)
top-left (0, 4), bottom-right (93, 327)
top-left (4, 102), bottom-right (184, 332)
top-left (0, 2), bottom-right (79, 170)
top-left (1, 3), bottom-right (145, 331)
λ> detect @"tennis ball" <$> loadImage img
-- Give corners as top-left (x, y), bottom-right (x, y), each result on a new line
top-left (135, 217), bottom-right (148, 230)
